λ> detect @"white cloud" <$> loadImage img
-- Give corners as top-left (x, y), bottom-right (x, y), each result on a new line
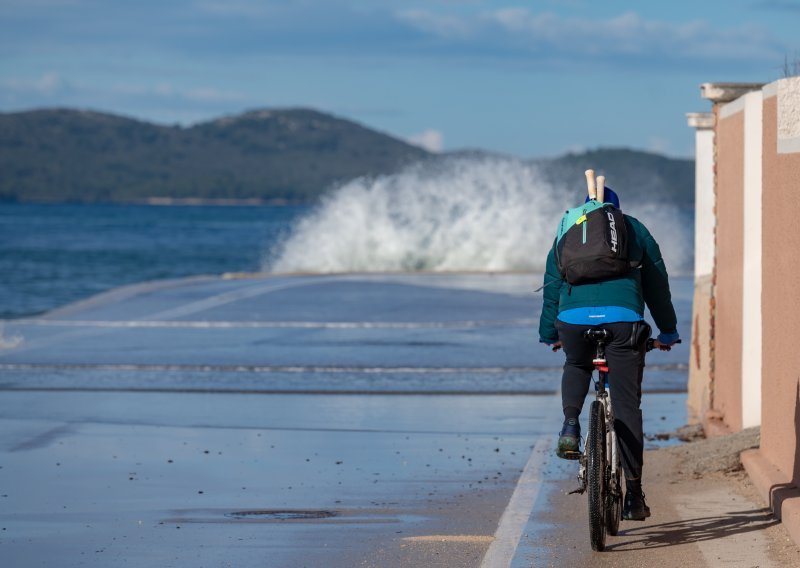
top-left (0, 74), bottom-right (251, 123)
top-left (561, 144), bottom-right (586, 155)
top-left (394, 8), bottom-right (784, 63)
top-left (408, 128), bottom-right (444, 152)
top-left (647, 136), bottom-right (672, 155)
top-left (1, 72), bottom-right (67, 95)
top-left (396, 9), bottom-right (474, 39)
top-left (109, 82), bottom-right (246, 103)
top-left (194, 0), bottom-right (273, 17)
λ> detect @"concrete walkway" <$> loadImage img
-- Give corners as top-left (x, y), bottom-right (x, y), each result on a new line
top-left (0, 272), bottom-right (794, 566)
top-left (515, 436), bottom-right (800, 567)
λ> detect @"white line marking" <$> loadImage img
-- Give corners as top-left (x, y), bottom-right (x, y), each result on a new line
top-left (146, 278), bottom-right (330, 321)
top-left (7, 319), bottom-right (538, 330)
top-left (0, 278), bottom-right (331, 357)
top-left (0, 363), bottom-right (554, 374)
top-left (481, 435), bottom-right (549, 568)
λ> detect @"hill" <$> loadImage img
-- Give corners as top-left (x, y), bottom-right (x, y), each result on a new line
top-left (0, 108), bottom-right (429, 203)
top-left (0, 108), bottom-right (694, 204)
top-left (535, 148), bottom-right (695, 206)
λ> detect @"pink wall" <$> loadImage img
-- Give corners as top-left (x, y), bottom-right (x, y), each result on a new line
top-left (714, 110), bottom-right (745, 432)
top-left (706, 79), bottom-right (800, 547)
top-left (761, 94), bottom-right (800, 483)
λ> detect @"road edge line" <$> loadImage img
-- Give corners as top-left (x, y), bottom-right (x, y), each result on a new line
top-left (480, 435), bottom-right (549, 568)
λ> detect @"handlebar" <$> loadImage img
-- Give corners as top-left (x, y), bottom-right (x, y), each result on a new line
top-left (646, 338), bottom-right (682, 352)
top-left (549, 337), bottom-right (681, 353)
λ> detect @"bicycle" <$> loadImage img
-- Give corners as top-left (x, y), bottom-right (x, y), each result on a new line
top-left (564, 329), bottom-right (679, 551)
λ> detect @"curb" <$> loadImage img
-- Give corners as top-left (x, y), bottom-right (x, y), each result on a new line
top-left (742, 448), bottom-right (800, 548)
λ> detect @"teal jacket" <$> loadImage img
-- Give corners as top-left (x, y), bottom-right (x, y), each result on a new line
top-left (538, 214), bottom-right (677, 343)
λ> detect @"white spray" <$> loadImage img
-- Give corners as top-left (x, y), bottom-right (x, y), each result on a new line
top-left (266, 157), bottom-right (692, 275)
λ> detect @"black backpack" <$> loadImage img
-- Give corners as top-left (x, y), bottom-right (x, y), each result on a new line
top-left (554, 201), bottom-right (637, 285)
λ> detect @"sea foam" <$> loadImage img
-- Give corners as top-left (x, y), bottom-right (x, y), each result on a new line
top-left (266, 157), bottom-right (692, 275)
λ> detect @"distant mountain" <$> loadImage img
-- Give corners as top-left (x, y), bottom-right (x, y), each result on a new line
top-left (0, 108), bottom-right (429, 203)
top-left (0, 108), bottom-right (694, 205)
top-left (535, 148), bottom-right (695, 206)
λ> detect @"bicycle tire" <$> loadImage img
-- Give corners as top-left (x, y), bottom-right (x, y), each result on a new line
top-left (587, 400), bottom-right (606, 551)
top-left (605, 432), bottom-right (622, 536)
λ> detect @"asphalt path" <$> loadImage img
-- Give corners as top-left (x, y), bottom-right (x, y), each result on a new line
top-left (0, 273), bottom-right (690, 567)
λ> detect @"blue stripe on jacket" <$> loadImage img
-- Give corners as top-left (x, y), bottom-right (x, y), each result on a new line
top-left (556, 306), bottom-right (643, 325)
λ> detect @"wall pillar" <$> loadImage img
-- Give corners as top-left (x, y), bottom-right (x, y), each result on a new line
top-left (741, 91), bottom-right (763, 428)
top-left (685, 112), bottom-right (715, 424)
top-left (697, 82), bottom-right (764, 435)
top-left (687, 113), bottom-right (715, 278)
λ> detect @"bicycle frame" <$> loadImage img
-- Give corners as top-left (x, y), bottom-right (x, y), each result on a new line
top-left (568, 332), bottom-right (680, 550)
top-left (572, 333), bottom-right (620, 500)
top-left (595, 365), bottom-right (621, 504)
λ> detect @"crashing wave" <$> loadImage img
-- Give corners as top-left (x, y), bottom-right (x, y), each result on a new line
top-left (266, 157), bottom-right (692, 275)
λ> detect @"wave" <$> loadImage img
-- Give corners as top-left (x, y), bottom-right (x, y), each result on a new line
top-left (266, 157), bottom-right (693, 275)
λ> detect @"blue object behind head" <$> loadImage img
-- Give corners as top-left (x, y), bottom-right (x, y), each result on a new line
top-left (584, 186), bottom-right (620, 209)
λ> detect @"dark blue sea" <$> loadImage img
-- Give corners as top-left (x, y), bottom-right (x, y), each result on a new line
top-left (0, 203), bottom-right (308, 318)
top-left (0, 198), bottom-right (691, 394)
top-left (0, 160), bottom-right (694, 321)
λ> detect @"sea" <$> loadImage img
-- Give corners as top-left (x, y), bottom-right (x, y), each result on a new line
top-left (0, 203), bottom-right (308, 319)
top-left (0, 157), bottom-right (694, 320)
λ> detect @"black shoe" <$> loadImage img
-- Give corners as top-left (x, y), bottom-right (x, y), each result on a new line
top-left (556, 418), bottom-right (581, 459)
top-left (622, 489), bottom-right (651, 521)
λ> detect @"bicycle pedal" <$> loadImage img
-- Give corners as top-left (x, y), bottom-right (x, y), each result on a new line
top-left (561, 450), bottom-right (582, 460)
top-left (568, 486), bottom-right (586, 495)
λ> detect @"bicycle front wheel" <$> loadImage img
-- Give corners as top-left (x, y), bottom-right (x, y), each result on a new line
top-left (587, 400), bottom-right (607, 551)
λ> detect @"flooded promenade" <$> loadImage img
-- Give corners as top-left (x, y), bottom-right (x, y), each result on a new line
top-left (0, 273), bottom-right (690, 566)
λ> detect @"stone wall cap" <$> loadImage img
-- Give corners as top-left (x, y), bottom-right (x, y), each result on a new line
top-left (701, 82), bottom-right (766, 103)
top-left (686, 112), bottom-right (715, 129)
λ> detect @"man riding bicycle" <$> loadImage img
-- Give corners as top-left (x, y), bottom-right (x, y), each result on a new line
top-left (538, 184), bottom-right (679, 521)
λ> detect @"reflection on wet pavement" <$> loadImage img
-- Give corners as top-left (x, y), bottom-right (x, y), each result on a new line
top-left (0, 273), bottom-right (690, 566)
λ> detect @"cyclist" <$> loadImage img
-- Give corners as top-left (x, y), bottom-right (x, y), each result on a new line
top-left (538, 186), bottom-right (679, 521)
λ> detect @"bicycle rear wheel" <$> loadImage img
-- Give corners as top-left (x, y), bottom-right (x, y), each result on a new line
top-left (605, 432), bottom-right (622, 536)
top-left (587, 400), bottom-right (607, 551)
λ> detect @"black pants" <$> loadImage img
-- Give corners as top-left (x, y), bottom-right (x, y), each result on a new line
top-left (556, 319), bottom-right (651, 480)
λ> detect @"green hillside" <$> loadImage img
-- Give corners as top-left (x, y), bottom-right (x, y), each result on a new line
top-left (0, 108), bottom-right (694, 205)
top-left (537, 148), bottom-right (695, 205)
top-left (0, 108), bottom-right (430, 203)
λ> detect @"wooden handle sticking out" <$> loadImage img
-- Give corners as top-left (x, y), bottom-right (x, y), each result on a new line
top-left (585, 169), bottom-right (597, 200)
top-left (596, 175), bottom-right (605, 204)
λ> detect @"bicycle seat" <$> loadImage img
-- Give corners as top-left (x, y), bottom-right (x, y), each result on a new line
top-left (583, 329), bottom-right (610, 343)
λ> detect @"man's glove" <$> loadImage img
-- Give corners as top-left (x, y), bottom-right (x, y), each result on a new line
top-left (540, 338), bottom-right (562, 352)
top-left (657, 331), bottom-right (680, 346)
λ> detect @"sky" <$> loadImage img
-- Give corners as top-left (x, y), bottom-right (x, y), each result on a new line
top-left (1, 0), bottom-right (799, 158)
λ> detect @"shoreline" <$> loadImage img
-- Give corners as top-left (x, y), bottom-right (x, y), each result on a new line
top-left (0, 197), bottom-right (314, 207)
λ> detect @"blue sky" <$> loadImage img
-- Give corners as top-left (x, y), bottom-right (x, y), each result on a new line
top-left (1, 0), bottom-right (799, 158)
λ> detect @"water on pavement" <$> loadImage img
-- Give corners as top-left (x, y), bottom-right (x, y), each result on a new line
top-left (0, 273), bottom-right (691, 567)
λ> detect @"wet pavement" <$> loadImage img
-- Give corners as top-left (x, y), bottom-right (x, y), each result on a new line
top-left (0, 273), bottom-right (691, 566)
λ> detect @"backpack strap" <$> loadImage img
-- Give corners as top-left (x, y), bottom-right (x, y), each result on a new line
top-left (556, 201), bottom-right (606, 244)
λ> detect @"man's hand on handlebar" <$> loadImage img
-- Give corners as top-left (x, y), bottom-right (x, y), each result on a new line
top-left (649, 331), bottom-right (681, 351)
top-left (647, 338), bottom-right (682, 352)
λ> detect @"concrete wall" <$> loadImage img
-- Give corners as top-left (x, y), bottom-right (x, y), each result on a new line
top-left (686, 112), bottom-right (715, 425)
top-left (687, 275), bottom-right (712, 424)
top-left (740, 92), bottom-right (763, 429)
top-left (701, 77), bottom-right (800, 546)
top-left (693, 119), bottom-right (716, 278)
top-left (748, 79), bottom-right (800, 494)
top-left (714, 103), bottom-right (745, 432)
